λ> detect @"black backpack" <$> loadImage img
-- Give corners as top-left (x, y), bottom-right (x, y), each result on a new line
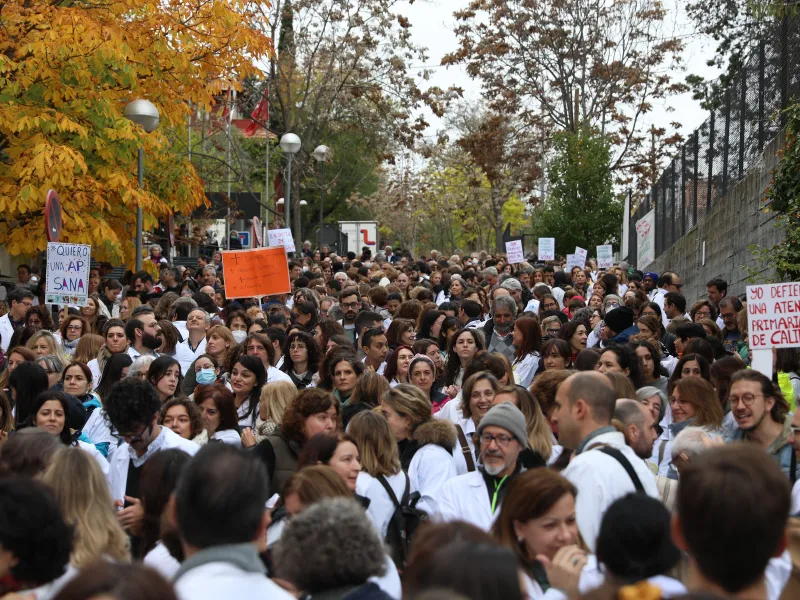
top-left (376, 472), bottom-right (427, 569)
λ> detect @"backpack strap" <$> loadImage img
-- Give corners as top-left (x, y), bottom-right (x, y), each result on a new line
top-left (377, 472), bottom-right (409, 508)
top-left (657, 439), bottom-right (669, 467)
top-left (455, 424), bottom-right (476, 472)
top-left (597, 446), bottom-right (645, 493)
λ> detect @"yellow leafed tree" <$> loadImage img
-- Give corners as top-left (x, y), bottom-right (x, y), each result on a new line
top-left (0, 0), bottom-right (271, 263)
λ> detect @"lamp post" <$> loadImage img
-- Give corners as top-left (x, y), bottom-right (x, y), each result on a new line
top-left (298, 199), bottom-right (308, 243)
top-left (312, 145), bottom-right (329, 248)
top-left (124, 99), bottom-right (160, 272)
top-left (279, 133), bottom-right (301, 249)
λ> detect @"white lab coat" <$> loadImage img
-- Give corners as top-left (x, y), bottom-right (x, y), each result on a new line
top-left (267, 365), bottom-right (293, 385)
top-left (211, 428), bottom-right (242, 447)
top-left (0, 313), bottom-right (15, 353)
top-left (562, 430), bottom-right (659, 552)
top-left (109, 427), bottom-right (199, 504)
top-left (356, 471), bottom-right (408, 539)
top-left (87, 358), bottom-right (103, 391)
top-left (434, 470), bottom-right (497, 532)
top-left (174, 337), bottom-right (207, 375)
top-left (144, 541), bottom-right (181, 580)
top-left (409, 444), bottom-right (458, 514)
top-left (447, 415), bottom-right (478, 476)
top-left (174, 562), bottom-right (295, 600)
top-left (77, 440), bottom-right (110, 483)
top-left (513, 352), bottom-right (540, 389)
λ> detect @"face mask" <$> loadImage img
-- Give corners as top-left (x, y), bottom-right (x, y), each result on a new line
top-left (196, 368), bottom-right (217, 385)
top-left (232, 330), bottom-right (248, 344)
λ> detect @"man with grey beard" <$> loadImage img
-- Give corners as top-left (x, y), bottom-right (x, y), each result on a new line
top-left (433, 402), bottom-right (527, 531)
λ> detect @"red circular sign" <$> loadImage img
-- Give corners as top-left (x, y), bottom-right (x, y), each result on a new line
top-left (45, 189), bottom-right (62, 242)
top-left (252, 216), bottom-right (263, 247)
top-left (168, 213), bottom-right (175, 247)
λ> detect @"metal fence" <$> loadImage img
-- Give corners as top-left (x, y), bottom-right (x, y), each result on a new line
top-left (628, 14), bottom-right (799, 267)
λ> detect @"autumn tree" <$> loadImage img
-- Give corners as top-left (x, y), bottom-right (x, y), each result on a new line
top-left (245, 0), bottom-right (460, 244)
top-left (0, 0), bottom-right (270, 263)
top-left (448, 103), bottom-right (541, 251)
top-left (444, 0), bottom-right (687, 196)
top-left (530, 126), bottom-right (622, 255)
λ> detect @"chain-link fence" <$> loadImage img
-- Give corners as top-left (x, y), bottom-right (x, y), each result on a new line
top-left (628, 15), bottom-right (797, 268)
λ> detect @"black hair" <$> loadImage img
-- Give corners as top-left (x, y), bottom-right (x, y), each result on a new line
top-left (386, 292), bottom-right (402, 302)
top-left (438, 301), bottom-right (459, 315)
top-left (596, 493), bottom-right (680, 583)
top-left (103, 278), bottom-right (122, 291)
top-left (96, 353), bottom-right (134, 402)
top-left (417, 310), bottom-right (445, 341)
top-left (354, 311), bottom-right (382, 337)
top-left (280, 331), bottom-right (322, 376)
top-left (600, 344), bottom-right (646, 389)
top-left (361, 327), bottom-right (386, 350)
top-left (676, 322), bottom-right (707, 342)
top-left (133, 271), bottom-right (154, 285)
top-left (574, 348), bottom-right (601, 371)
top-left (140, 449), bottom-right (192, 557)
top-left (7, 288), bottom-right (34, 306)
top-left (265, 326), bottom-right (287, 350)
top-left (191, 292), bottom-right (217, 314)
top-left (146, 356), bottom-right (183, 399)
top-left (175, 444), bottom-right (269, 549)
top-left (26, 391), bottom-right (74, 445)
top-left (294, 301), bottom-right (318, 330)
top-left (460, 300), bottom-right (482, 319)
top-left (9, 362), bottom-right (50, 427)
top-left (0, 477), bottom-right (73, 585)
top-left (706, 278), bottom-right (728, 295)
top-left (104, 379), bottom-right (162, 434)
top-left (125, 318), bottom-right (143, 343)
top-left (665, 291), bottom-right (687, 314)
top-left (231, 354), bottom-right (266, 425)
top-left (101, 318), bottom-right (126, 337)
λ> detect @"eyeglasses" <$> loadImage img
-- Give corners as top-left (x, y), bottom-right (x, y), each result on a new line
top-left (546, 327), bottom-right (560, 335)
top-left (721, 313), bottom-right (737, 321)
top-left (729, 393), bottom-right (765, 407)
top-left (341, 301), bottom-right (360, 309)
top-left (694, 311), bottom-right (711, 319)
top-left (67, 325), bottom-right (82, 331)
top-left (480, 433), bottom-right (515, 448)
top-left (606, 302), bottom-right (620, 309)
top-left (117, 423), bottom-right (151, 443)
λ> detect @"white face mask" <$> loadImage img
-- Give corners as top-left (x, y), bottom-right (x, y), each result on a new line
top-left (232, 330), bottom-right (248, 344)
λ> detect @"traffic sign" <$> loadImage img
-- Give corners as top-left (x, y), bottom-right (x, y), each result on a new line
top-left (45, 189), bottom-right (62, 242)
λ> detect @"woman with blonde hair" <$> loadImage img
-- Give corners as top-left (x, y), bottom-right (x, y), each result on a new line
top-left (26, 329), bottom-right (64, 359)
top-left (380, 384), bottom-right (458, 511)
top-left (73, 333), bottom-right (104, 366)
top-left (41, 447), bottom-right (130, 568)
top-left (348, 410), bottom-right (406, 539)
top-left (119, 296), bottom-right (141, 322)
top-left (244, 380), bottom-right (296, 445)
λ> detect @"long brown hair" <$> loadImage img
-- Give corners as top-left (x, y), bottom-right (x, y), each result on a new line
top-left (283, 465), bottom-right (352, 505)
top-left (514, 316), bottom-right (542, 361)
top-left (673, 377), bottom-right (724, 428)
top-left (492, 469), bottom-right (576, 567)
top-left (348, 411), bottom-right (401, 477)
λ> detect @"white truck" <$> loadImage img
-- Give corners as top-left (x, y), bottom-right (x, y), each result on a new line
top-left (338, 221), bottom-right (378, 256)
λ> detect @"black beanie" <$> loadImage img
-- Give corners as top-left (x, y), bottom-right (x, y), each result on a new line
top-left (604, 305), bottom-right (634, 334)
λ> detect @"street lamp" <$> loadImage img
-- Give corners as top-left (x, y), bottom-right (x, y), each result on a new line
top-left (299, 200), bottom-right (308, 243)
top-left (312, 145), bottom-right (330, 248)
top-left (125, 99), bottom-right (160, 271)
top-left (279, 133), bottom-right (302, 247)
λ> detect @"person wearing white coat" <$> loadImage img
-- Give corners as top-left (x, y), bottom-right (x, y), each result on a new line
top-left (0, 288), bottom-right (33, 353)
top-left (552, 372), bottom-right (659, 553)
top-left (172, 444), bottom-right (294, 600)
top-left (434, 402), bottom-right (529, 531)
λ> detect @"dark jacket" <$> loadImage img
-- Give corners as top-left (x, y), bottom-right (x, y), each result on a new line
top-left (309, 582), bottom-right (394, 600)
top-left (255, 432), bottom-right (302, 497)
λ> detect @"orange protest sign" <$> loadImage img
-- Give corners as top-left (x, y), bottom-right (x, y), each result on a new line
top-left (222, 247), bottom-right (291, 299)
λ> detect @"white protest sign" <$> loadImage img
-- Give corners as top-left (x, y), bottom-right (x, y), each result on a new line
top-left (505, 240), bottom-right (524, 264)
top-left (566, 254), bottom-right (582, 270)
top-left (573, 247), bottom-right (587, 269)
top-left (267, 228), bottom-right (296, 253)
top-left (538, 238), bottom-right (555, 261)
top-left (596, 245), bottom-right (613, 269)
top-left (636, 209), bottom-right (655, 268)
top-left (45, 242), bottom-right (91, 306)
top-left (746, 283), bottom-right (800, 350)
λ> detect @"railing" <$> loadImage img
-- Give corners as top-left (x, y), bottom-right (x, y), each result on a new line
top-left (628, 13), bottom-right (799, 267)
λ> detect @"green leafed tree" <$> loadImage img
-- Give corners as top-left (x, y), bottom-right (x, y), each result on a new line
top-left (531, 127), bottom-right (622, 256)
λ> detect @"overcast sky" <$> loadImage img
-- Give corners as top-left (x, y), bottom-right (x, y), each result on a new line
top-left (396, 0), bottom-right (722, 159)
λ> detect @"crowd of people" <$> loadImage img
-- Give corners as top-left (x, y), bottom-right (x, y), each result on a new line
top-left (0, 241), bottom-right (798, 600)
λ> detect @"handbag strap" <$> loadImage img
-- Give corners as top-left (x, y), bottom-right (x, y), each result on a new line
top-left (455, 424), bottom-right (476, 472)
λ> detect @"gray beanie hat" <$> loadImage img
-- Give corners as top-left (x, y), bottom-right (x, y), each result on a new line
top-left (477, 402), bottom-right (528, 447)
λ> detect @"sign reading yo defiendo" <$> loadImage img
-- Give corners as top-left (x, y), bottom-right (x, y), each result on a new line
top-left (46, 242), bottom-right (91, 306)
top-left (222, 247), bottom-right (291, 299)
top-left (747, 283), bottom-right (800, 348)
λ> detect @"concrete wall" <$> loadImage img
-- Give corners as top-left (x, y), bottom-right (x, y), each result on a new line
top-left (648, 133), bottom-right (784, 302)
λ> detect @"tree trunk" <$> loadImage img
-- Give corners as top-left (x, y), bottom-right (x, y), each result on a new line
top-left (491, 183), bottom-right (504, 252)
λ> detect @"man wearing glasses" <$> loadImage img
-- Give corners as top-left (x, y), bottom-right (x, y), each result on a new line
top-left (338, 287), bottom-right (362, 344)
top-left (725, 370), bottom-right (799, 483)
top-left (0, 288), bottom-right (34, 352)
top-left (718, 296), bottom-right (745, 356)
top-left (125, 307), bottom-right (163, 360)
top-left (105, 379), bottom-right (199, 539)
top-left (434, 402), bottom-right (529, 531)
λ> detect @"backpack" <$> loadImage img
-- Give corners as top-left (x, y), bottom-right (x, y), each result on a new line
top-left (376, 472), bottom-right (428, 570)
